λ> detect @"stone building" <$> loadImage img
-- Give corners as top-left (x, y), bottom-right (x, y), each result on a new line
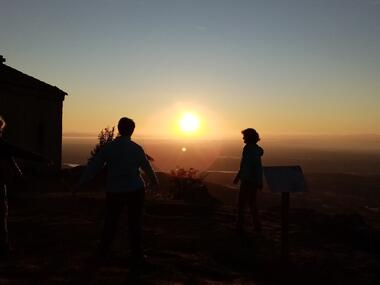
top-left (0, 55), bottom-right (67, 168)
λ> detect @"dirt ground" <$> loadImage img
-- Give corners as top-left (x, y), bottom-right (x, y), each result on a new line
top-left (1, 174), bottom-right (380, 284)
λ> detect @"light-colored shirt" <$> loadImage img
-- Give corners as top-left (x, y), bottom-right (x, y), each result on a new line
top-left (79, 136), bottom-right (158, 192)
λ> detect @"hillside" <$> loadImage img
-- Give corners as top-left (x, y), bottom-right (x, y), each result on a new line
top-left (0, 171), bottom-right (379, 284)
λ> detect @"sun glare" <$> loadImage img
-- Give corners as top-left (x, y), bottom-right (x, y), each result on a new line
top-left (179, 113), bottom-right (200, 134)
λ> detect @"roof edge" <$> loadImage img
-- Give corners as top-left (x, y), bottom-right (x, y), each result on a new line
top-left (1, 63), bottom-right (68, 97)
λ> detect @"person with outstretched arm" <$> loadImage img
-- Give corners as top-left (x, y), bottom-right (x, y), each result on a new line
top-left (74, 117), bottom-right (158, 267)
top-left (233, 128), bottom-right (264, 233)
top-left (0, 116), bottom-right (51, 255)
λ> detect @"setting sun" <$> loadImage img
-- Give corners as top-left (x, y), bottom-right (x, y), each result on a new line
top-left (179, 113), bottom-right (200, 134)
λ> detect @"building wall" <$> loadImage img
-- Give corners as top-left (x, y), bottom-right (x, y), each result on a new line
top-left (0, 89), bottom-right (63, 168)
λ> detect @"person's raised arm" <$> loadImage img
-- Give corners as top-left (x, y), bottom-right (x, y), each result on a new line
top-left (4, 141), bottom-right (50, 163)
top-left (140, 149), bottom-right (158, 189)
top-left (233, 170), bottom-right (241, 184)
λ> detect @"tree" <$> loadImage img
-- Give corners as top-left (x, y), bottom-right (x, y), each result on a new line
top-left (88, 127), bottom-right (115, 163)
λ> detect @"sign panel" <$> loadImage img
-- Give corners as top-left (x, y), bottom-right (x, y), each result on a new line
top-left (263, 166), bottom-right (307, 193)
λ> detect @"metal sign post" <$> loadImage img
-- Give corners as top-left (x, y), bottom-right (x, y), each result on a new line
top-left (263, 166), bottom-right (307, 262)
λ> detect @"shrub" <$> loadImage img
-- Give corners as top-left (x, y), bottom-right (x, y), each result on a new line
top-left (169, 167), bottom-right (209, 200)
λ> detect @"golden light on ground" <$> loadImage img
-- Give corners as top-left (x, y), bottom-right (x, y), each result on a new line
top-left (181, 147), bottom-right (187, 152)
top-left (178, 113), bottom-right (200, 134)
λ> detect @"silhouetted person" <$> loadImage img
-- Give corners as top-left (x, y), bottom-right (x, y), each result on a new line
top-left (233, 128), bottom-right (264, 233)
top-left (75, 117), bottom-right (158, 266)
top-left (0, 116), bottom-right (50, 255)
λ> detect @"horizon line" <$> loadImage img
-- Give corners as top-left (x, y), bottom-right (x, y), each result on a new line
top-left (62, 132), bottom-right (380, 139)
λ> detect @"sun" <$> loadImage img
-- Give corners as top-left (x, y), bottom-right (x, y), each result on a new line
top-left (179, 113), bottom-right (200, 134)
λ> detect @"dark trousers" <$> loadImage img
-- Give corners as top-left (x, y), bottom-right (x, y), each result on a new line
top-left (0, 185), bottom-right (9, 251)
top-left (98, 189), bottom-right (145, 261)
top-left (237, 180), bottom-right (261, 229)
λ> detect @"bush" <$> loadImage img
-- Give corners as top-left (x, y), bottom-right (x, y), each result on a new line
top-left (169, 167), bottom-right (209, 200)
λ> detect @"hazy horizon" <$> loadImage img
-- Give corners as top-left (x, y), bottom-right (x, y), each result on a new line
top-left (62, 132), bottom-right (380, 150)
top-left (62, 135), bottom-right (380, 177)
top-left (63, 132), bottom-right (380, 143)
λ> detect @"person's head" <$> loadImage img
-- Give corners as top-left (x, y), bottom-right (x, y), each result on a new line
top-left (118, 117), bottom-right (135, 137)
top-left (0, 116), bottom-right (6, 137)
top-left (241, 128), bottom-right (260, 144)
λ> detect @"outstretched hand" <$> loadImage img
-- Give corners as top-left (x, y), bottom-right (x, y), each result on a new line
top-left (233, 176), bottom-right (240, 185)
top-left (232, 170), bottom-right (242, 185)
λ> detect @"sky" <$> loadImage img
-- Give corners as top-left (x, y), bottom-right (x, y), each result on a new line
top-left (1, 0), bottom-right (380, 139)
